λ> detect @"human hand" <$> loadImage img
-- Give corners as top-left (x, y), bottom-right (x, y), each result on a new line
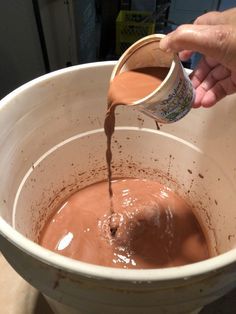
top-left (159, 8), bottom-right (236, 108)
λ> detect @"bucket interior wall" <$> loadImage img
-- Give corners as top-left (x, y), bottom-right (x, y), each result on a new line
top-left (13, 128), bottom-right (236, 257)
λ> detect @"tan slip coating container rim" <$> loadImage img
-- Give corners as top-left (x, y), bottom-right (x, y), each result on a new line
top-left (110, 34), bottom-right (179, 106)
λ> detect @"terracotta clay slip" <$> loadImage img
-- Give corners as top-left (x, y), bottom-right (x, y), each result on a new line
top-left (111, 34), bottom-right (195, 123)
top-left (0, 62), bottom-right (236, 314)
top-left (39, 178), bottom-right (210, 269)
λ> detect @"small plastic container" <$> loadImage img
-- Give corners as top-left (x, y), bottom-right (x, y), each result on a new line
top-left (112, 34), bottom-right (195, 123)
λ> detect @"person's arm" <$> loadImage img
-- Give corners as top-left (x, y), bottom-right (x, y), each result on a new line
top-left (159, 9), bottom-right (236, 108)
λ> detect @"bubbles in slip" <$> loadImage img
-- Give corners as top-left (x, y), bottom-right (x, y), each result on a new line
top-left (39, 178), bottom-right (210, 269)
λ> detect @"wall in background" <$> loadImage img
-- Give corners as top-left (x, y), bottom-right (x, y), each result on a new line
top-left (39, 0), bottom-right (78, 71)
top-left (40, 0), bottom-right (98, 66)
top-left (219, 0), bottom-right (236, 10)
top-left (0, 1), bottom-right (45, 99)
top-left (168, 0), bottom-right (220, 25)
top-left (0, 0), bottom-right (98, 99)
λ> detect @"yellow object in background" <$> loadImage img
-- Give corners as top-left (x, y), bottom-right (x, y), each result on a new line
top-left (116, 10), bottom-right (155, 56)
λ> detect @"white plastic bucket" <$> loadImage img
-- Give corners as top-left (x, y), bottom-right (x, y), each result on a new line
top-left (0, 62), bottom-right (236, 314)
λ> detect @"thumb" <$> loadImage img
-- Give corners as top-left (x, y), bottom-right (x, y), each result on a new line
top-left (159, 24), bottom-right (236, 70)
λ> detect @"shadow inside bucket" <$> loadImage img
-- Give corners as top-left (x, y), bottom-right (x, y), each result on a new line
top-left (112, 205), bottom-right (210, 268)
